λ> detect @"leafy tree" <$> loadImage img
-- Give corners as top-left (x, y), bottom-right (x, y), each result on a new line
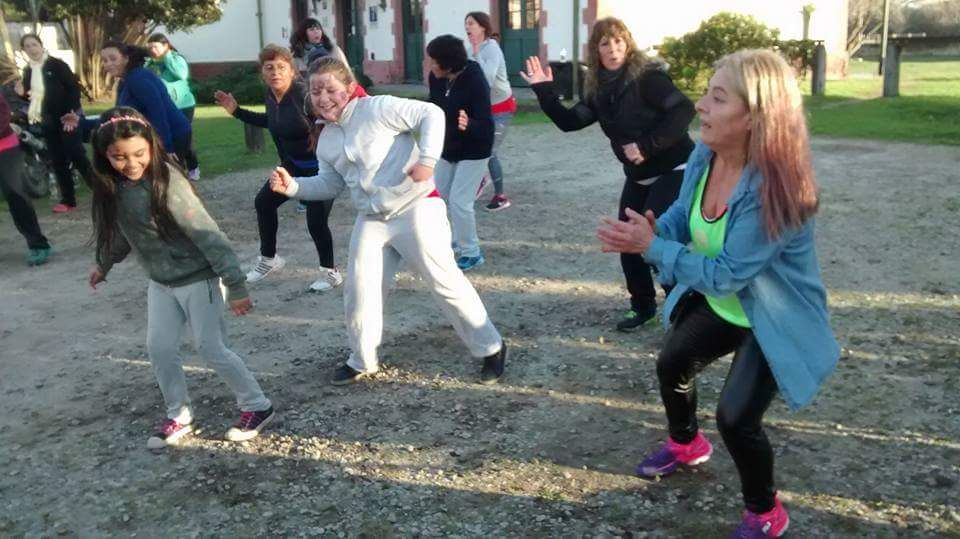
top-left (659, 13), bottom-right (780, 92)
top-left (6, 0), bottom-right (225, 98)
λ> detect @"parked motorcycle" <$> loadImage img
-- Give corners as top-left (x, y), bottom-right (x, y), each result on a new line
top-left (10, 121), bottom-right (57, 199)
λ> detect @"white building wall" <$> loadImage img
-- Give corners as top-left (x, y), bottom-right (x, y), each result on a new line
top-left (159, 0), bottom-right (340, 63)
top-left (364, 3), bottom-right (398, 61)
top-left (602, 0), bottom-right (846, 53)
top-left (542, 0), bottom-right (574, 61)
top-left (306, 2), bottom-right (339, 42)
top-left (423, 0), bottom-right (488, 48)
top-left (158, 0), bottom-right (262, 62)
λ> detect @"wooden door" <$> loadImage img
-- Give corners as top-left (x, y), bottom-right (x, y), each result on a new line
top-left (340, 0), bottom-right (364, 77)
top-left (500, 0), bottom-right (540, 86)
top-left (402, 0), bottom-right (425, 82)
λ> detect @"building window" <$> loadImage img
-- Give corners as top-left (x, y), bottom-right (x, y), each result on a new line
top-left (506, 0), bottom-right (540, 30)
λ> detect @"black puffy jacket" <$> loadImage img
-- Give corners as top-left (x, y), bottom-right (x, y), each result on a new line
top-left (531, 64), bottom-right (695, 181)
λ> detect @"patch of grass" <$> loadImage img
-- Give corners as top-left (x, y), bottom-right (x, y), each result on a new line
top-left (806, 94), bottom-right (960, 146)
top-left (801, 56), bottom-right (960, 145)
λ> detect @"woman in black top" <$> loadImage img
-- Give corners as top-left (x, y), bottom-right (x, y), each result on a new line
top-left (522, 17), bottom-right (695, 330)
top-left (17, 33), bottom-right (92, 213)
top-left (427, 34), bottom-right (494, 272)
top-left (214, 45), bottom-right (340, 292)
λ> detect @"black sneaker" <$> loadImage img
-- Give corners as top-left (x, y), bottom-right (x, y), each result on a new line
top-left (480, 343), bottom-right (508, 385)
top-left (225, 407), bottom-right (275, 442)
top-left (331, 363), bottom-right (370, 386)
top-left (615, 307), bottom-right (657, 332)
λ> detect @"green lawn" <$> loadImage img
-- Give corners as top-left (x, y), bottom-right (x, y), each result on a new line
top-left (803, 56), bottom-right (960, 145)
top-left (47, 55), bottom-right (960, 184)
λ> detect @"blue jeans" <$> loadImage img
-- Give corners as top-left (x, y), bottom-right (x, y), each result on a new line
top-left (488, 112), bottom-right (513, 195)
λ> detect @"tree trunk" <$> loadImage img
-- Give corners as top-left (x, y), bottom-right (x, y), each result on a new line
top-left (0, 6), bottom-right (13, 59)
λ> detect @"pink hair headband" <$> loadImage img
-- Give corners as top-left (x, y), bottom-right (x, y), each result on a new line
top-left (103, 115), bottom-right (149, 127)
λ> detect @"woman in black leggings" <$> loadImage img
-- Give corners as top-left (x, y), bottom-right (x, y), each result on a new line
top-left (214, 45), bottom-right (340, 292)
top-left (522, 17), bottom-right (695, 331)
top-left (597, 49), bottom-right (839, 537)
top-left (0, 93), bottom-right (50, 265)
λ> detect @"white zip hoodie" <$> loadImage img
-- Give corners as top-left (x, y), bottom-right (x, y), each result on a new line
top-left (284, 95), bottom-right (446, 220)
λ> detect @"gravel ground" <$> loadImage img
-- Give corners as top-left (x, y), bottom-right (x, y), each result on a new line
top-left (1, 123), bottom-right (958, 537)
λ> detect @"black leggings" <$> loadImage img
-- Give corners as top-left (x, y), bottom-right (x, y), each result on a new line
top-left (255, 175), bottom-right (335, 268)
top-left (618, 168), bottom-right (683, 311)
top-left (656, 293), bottom-right (779, 514)
top-left (41, 122), bottom-right (92, 206)
top-left (0, 147), bottom-right (49, 250)
top-left (173, 107), bottom-right (199, 171)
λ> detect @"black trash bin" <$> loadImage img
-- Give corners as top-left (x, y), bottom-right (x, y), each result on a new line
top-left (548, 61), bottom-right (588, 100)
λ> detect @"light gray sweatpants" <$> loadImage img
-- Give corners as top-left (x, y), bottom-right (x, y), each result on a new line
top-left (345, 196), bottom-right (502, 373)
top-left (434, 157), bottom-right (489, 258)
top-left (147, 278), bottom-right (271, 423)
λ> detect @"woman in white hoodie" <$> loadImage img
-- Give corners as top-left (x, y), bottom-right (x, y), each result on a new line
top-left (269, 57), bottom-right (507, 386)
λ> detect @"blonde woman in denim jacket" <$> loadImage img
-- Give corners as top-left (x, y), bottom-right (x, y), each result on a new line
top-left (598, 49), bottom-right (839, 538)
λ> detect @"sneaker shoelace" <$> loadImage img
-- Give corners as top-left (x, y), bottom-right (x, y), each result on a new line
top-left (254, 259), bottom-right (274, 274)
top-left (160, 420), bottom-right (184, 437)
top-left (236, 411), bottom-right (258, 430)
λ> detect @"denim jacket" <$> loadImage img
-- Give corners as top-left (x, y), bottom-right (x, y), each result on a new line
top-left (645, 143), bottom-right (839, 410)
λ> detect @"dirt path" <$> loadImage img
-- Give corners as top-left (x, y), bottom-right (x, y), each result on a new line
top-left (1, 125), bottom-right (958, 537)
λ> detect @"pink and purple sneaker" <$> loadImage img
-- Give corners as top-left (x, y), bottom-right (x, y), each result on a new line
top-left (636, 431), bottom-right (713, 478)
top-left (146, 419), bottom-right (193, 449)
top-left (730, 495), bottom-right (790, 538)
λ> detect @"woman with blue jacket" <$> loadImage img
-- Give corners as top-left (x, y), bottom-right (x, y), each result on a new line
top-left (62, 42), bottom-right (191, 169)
top-left (597, 49), bottom-right (839, 538)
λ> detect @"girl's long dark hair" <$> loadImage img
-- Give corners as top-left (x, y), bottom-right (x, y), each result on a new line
top-left (90, 107), bottom-right (190, 263)
top-left (102, 41), bottom-right (149, 76)
top-left (290, 18), bottom-right (334, 58)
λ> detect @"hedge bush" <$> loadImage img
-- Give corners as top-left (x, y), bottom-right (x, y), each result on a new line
top-left (190, 65), bottom-right (266, 106)
top-left (189, 65), bottom-right (375, 106)
top-left (659, 13), bottom-right (817, 93)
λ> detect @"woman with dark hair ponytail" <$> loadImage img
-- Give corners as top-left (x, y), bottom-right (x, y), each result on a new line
top-left (146, 33), bottom-right (200, 180)
top-left (62, 41), bottom-right (192, 176)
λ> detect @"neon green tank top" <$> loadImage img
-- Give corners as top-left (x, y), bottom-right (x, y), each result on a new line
top-left (688, 165), bottom-right (751, 328)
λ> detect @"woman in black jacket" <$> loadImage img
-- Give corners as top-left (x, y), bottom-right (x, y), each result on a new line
top-left (18, 33), bottom-right (92, 213)
top-left (521, 17), bottom-right (695, 330)
top-left (214, 44), bottom-right (340, 292)
top-left (427, 34), bottom-right (494, 272)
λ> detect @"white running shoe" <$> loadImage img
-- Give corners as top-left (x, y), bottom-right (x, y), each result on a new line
top-left (246, 255), bottom-right (286, 283)
top-left (187, 167), bottom-right (201, 181)
top-left (308, 266), bottom-right (343, 292)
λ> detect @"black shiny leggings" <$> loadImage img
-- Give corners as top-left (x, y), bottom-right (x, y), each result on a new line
top-left (656, 293), bottom-right (779, 513)
top-left (618, 169), bottom-right (683, 312)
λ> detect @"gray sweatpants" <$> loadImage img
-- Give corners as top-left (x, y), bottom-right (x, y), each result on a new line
top-left (147, 278), bottom-right (271, 423)
top-left (434, 157), bottom-right (489, 258)
top-left (345, 197), bottom-right (502, 373)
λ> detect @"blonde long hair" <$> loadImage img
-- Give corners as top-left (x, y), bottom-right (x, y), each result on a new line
top-left (716, 49), bottom-right (818, 238)
top-left (583, 17), bottom-right (650, 99)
